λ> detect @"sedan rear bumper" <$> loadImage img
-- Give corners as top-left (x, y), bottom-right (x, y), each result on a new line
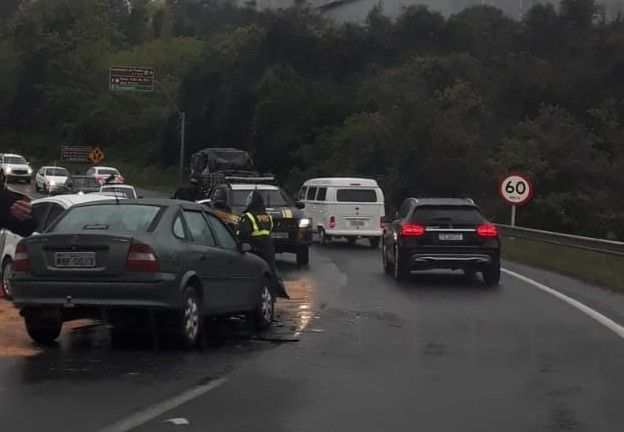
top-left (12, 273), bottom-right (180, 310)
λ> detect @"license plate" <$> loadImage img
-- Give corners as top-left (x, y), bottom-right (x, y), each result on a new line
top-left (350, 220), bottom-right (367, 227)
top-left (54, 252), bottom-right (96, 268)
top-left (271, 232), bottom-right (289, 239)
top-left (439, 233), bottom-right (463, 241)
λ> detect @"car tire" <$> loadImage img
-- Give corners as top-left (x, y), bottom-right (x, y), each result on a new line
top-left (296, 246), bottom-right (309, 267)
top-left (482, 261), bottom-right (501, 287)
top-left (178, 287), bottom-right (202, 348)
top-left (393, 245), bottom-right (409, 281)
top-left (1, 258), bottom-right (14, 299)
top-left (369, 237), bottom-right (380, 249)
top-left (24, 309), bottom-right (62, 344)
top-left (382, 243), bottom-right (393, 275)
top-left (252, 277), bottom-right (274, 331)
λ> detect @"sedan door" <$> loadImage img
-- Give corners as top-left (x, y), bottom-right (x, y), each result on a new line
top-left (204, 212), bottom-right (261, 310)
top-left (181, 210), bottom-right (234, 313)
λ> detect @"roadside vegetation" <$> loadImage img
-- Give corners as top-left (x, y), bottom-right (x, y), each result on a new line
top-left (1, 0), bottom-right (623, 239)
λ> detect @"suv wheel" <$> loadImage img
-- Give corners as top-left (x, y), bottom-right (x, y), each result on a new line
top-left (296, 246), bottom-right (309, 267)
top-left (482, 261), bottom-right (501, 286)
top-left (252, 278), bottom-right (274, 331)
top-left (2, 258), bottom-right (14, 298)
top-left (369, 237), bottom-right (380, 249)
top-left (393, 245), bottom-right (410, 281)
top-left (24, 309), bottom-right (62, 344)
top-left (178, 287), bottom-right (202, 347)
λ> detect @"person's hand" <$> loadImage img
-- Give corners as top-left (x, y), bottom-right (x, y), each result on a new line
top-left (10, 198), bottom-right (32, 221)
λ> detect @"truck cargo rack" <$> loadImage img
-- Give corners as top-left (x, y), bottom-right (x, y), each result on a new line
top-left (191, 170), bottom-right (278, 187)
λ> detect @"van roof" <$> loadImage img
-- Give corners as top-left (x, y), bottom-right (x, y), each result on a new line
top-left (303, 177), bottom-right (379, 187)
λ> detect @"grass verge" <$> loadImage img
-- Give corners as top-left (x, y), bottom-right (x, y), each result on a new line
top-left (501, 235), bottom-right (624, 294)
top-left (105, 161), bottom-right (179, 194)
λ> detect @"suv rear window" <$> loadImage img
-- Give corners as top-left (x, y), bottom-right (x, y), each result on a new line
top-left (51, 204), bottom-right (161, 232)
top-left (410, 206), bottom-right (485, 225)
top-left (336, 189), bottom-right (377, 202)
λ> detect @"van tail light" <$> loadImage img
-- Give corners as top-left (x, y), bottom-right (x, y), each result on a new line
top-left (476, 224), bottom-right (498, 238)
top-left (14, 241), bottom-right (30, 271)
top-left (329, 216), bottom-right (336, 229)
top-left (126, 242), bottom-right (159, 272)
top-left (380, 216), bottom-right (387, 230)
top-left (401, 223), bottom-right (426, 237)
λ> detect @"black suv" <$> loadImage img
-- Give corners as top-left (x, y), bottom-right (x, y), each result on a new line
top-left (382, 198), bottom-right (501, 285)
top-left (204, 183), bottom-right (313, 267)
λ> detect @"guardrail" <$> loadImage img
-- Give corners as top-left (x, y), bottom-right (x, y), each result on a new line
top-left (496, 224), bottom-right (624, 257)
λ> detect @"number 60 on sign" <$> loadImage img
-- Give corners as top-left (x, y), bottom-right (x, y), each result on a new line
top-left (498, 173), bottom-right (534, 207)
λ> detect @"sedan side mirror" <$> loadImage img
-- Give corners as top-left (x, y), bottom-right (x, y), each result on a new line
top-left (295, 201), bottom-right (305, 209)
top-left (241, 243), bottom-right (253, 253)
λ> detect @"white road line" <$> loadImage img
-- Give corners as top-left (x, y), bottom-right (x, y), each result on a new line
top-left (98, 377), bottom-right (227, 432)
top-left (502, 268), bottom-right (624, 340)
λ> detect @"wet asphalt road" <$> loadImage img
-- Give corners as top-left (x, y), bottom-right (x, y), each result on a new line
top-left (2, 182), bottom-right (624, 431)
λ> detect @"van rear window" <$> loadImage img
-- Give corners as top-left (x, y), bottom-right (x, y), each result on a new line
top-left (336, 189), bottom-right (377, 202)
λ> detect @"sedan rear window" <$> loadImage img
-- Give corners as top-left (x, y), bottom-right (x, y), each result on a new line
top-left (50, 204), bottom-right (161, 233)
top-left (98, 168), bottom-right (119, 175)
top-left (336, 189), bottom-right (377, 202)
top-left (410, 206), bottom-right (485, 225)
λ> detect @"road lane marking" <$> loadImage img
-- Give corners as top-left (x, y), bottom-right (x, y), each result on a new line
top-left (502, 268), bottom-right (624, 340)
top-left (97, 377), bottom-right (227, 432)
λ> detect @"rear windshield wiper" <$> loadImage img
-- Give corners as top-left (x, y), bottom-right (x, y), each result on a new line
top-left (83, 224), bottom-right (109, 230)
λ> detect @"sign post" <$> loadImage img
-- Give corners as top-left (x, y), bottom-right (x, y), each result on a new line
top-left (109, 66), bottom-right (186, 184)
top-left (498, 173), bottom-right (534, 226)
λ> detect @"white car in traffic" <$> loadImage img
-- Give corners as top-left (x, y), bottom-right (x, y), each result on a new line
top-left (35, 166), bottom-right (70, 193)
top-left (0, 153), bottom-right (33, 184)
top-left (99, 184), bottom-right (137, 199)
top-left (0, 193), bottom-right (118, 298)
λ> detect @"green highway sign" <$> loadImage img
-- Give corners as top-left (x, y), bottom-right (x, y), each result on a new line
top-left (109, 66), bottom-right (154, 92)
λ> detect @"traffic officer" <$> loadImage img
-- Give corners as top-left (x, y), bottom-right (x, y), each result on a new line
top-left (1, 187), bottom-right (37, 237)
top-left (237, 191), bottom-right (288, 299)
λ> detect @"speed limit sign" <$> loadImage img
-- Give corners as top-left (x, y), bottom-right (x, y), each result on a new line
top-left (499, 173), bottom-right (534, 206)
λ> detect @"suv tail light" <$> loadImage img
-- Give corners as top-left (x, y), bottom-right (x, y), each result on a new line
top-left (380, 216), bottom-right (387, 230)
top-left (126, 242), bottom-right (159, 272)
top-left (329, 216), bottom-right (336, 229)
top-left (476, 224), bottom-right (498, 238)
top-left (401, 223), bottom-right (426, 237)
top-left (14, 241), bottom-right (30, 271)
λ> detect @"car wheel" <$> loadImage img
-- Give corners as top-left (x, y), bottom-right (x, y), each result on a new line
top-left (2, 258), bottom-right (14, 298)
top-left (24, 309), bottom-right (62, 344)
top-left (482, 261), bottom-right (501, 287)
top-left (296, 246), bottom-right (309, 267)
top-left (369, 237), bottom-right (380, 249)
top-left (252, 277), bottom-right (274, 331)
top-left (178, 287), bottom-right (202, 348)
top-left (382, 243), bottom-right (393, 275)
top-left (393, 245), bottom-right (409, 281)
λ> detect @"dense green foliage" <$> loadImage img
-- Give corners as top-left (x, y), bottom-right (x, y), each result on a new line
top-left (1, 0), bottom-right (623, 238)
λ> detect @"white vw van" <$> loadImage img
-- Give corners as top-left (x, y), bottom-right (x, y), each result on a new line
top-left (298, 177), bottom-right (385, 248)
